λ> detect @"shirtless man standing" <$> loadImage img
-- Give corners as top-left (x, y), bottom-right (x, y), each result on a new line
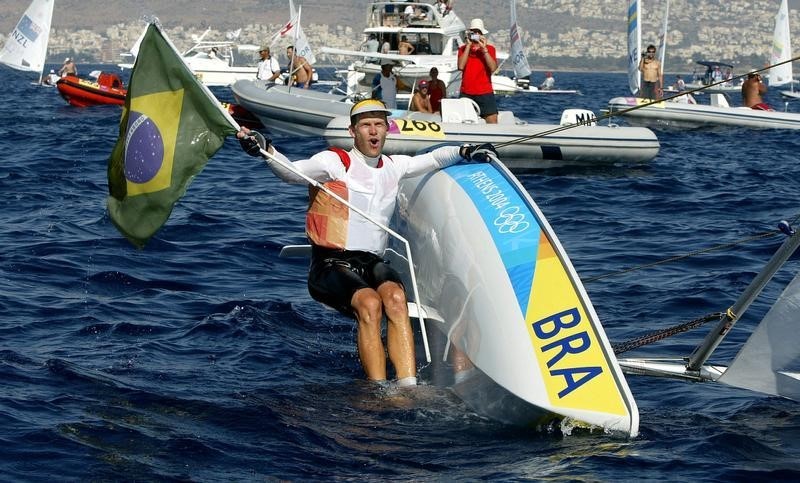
top-left (742, 73), bottom-right (772, 110)
top-left (638, 44), bottom-right (662, 100)
top-left (286, 45), bottom-right (313, 89)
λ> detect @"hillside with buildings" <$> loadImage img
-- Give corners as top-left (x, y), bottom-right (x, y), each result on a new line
top-left (0, 0), bottom-right (796, 72)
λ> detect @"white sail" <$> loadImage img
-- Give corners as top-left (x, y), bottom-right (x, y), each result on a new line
top-left (509, 0), bottom-right (531, 79)
top-left (0, 0), bottom-right (54, 81)
top-left (627, 0), bottom-right (641, 95)
top-left (769, 0), bottom-right (794, 86)
top-left (271, 0), bottom-right (316, 64)
top-left (657, 0), bottom-right (669, 71)
top-left (719, 270), bottom-right (800, 400)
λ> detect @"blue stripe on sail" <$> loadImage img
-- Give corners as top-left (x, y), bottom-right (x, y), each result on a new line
top-left (17, 15), bottom-right (41, 42)
top-left (446, 164), bottom-right (539, 315)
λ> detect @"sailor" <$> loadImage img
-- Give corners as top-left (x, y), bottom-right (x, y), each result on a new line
top-left (742, 73), bottom-right (773, 110)
top-left (59, 57), bottom-right (77, 77)
top-left (237, 99), bottom-right (496, 386)
top-left (256, 45), bottom-right (281, 83)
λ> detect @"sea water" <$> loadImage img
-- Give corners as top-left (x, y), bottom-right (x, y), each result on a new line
top-left (1, 67), bottom-right (799, 481)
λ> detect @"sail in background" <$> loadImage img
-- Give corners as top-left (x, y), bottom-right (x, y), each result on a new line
top-left (0, 0), bottom-right (54, 82)
top-left (769, 0), bottom-right (793, 86)
top-left (627, 0), bottom-right (641, 95)
top-left (271, 0), bottom-right (316, 65)
top-left (510, 0), bottom-right (532, 80)
top-left (657, 0), bottom-right (669, 71)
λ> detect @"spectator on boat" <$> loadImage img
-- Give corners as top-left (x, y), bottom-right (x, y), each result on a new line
top-left (675, 74), bottom-right (686, 91)
top-left (458, 18), bottom-right (499, 123)
top-left (712, 66), bottom-right (723, 82)
top-left (540, 72), bottom-right (555, 90)
top-left (236, 100), bottom-right (496, 387)
top-left (723, 68), bottom-right (733, 85)
top-left (638, 44), bottom-right (662, 100)
top-left (403, 4), bottom-right (415, 25)
top-left (742, 72), bottom-right (773, 110)
top-left (381, 38), bottom-right (391, 55)
top-left (398, 36), bottom-right (415, 55)
top-left (371, 60), bottom-right (408, 109)
top-left (427, 67), bottom-right (447, 113)
top-left (416, 37), bottom-right (432, 55)
top-left (286, 45), bottom-right (313, 89)
top-left (256, 45), bottom-right (281, 83)
top-left (361, 34), bottom-right (379, 63)
top-left (58, 57), bottom-right (77, 77)
top-left (410, 80), bottom-right (433, 112)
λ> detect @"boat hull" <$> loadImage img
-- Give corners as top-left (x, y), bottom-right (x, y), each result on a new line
top-left (392, 161), bottom-right (639, 435)
top-left (56, 75), bottom-right (126, 107)
top-left (232, 81), bottom-right (351, 136)
top-left (608, 96), bottom-right (800, 129)
top-left (325, 115), bottom-right (659, 169)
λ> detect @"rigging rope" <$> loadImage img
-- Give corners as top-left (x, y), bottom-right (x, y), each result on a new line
top-left (597, 217), bottom-right (800, 353)
top-left (584, 214), bottom-right (800, 283)
top-left (491, 54), bottom-right (800, 149)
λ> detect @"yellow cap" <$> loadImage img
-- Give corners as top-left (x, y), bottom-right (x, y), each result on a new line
top-left (349, 99), bottom-right (392, 117)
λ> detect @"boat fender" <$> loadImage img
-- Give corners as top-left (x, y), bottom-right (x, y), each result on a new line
top-left (560, 109), bottom-right (597, 127)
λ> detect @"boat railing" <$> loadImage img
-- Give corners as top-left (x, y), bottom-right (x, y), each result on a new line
top-left (368, 2), bottom-right (440, 29)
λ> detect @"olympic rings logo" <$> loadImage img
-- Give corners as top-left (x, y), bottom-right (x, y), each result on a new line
top-left (493, 206), bottom-right (530, 234)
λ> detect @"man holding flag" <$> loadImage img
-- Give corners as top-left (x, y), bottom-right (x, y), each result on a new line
top-left (236, 100), bottom-right (496, 387)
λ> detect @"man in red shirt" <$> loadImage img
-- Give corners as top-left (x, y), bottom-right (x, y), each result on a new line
top-left (457, 18), bottom-right (498, 123)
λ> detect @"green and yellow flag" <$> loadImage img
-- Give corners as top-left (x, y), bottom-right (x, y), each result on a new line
top-left (107, 23), bottom-right (237, 248)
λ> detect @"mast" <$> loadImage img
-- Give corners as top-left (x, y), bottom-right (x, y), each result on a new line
top-left (627, 0), bottom-right (641, 95)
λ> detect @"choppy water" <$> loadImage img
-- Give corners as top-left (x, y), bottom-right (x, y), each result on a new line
top-left (1, 66), bottom-right (799, 481)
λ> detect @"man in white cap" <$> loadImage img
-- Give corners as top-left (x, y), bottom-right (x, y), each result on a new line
top-left (256, 45), bottom-right (281, 83)
top-left (58, 57), bottom-right (77, 77)
top-left (236, 99), bottom-right (496, 387)
top-left (457, 18), bottom-right (498, 123)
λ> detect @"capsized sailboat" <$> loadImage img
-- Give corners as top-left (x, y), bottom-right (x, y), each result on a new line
top-left (391, 154), bottom-right (639, 435)
top-left (0, 0), bottom-right (54, 85)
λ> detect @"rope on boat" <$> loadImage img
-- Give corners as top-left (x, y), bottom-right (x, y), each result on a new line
top-left (612, 312), bottom-right (723, 354)
top-left (491, 54), bottom-right (800, 149)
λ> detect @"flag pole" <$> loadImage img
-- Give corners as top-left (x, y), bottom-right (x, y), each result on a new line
top-left (154, 20), bottom-right (433, 363)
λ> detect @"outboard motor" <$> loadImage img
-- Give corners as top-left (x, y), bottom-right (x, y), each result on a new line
top-left (560, 109), bottom-right (597, 126)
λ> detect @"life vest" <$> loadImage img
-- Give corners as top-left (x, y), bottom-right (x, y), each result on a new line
top-left (306, 147), bottom-right (396, 253)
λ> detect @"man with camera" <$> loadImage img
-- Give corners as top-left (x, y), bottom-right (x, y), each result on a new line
top-left (638, 44), bottom-right (663, 100)
top-left (742, 72), bottom-right (772, 110)
top-left (457, 18), bottom-right (498, 123)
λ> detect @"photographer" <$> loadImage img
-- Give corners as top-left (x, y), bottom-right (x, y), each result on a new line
top-left (638, 44), bottom-right (663, 100)
top-left (457, 18), bottom-right (498, 123)
top-left (742, 72), bottom-right (772, 110)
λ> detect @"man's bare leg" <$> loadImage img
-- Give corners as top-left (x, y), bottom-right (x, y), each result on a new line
top-left (351, 288), bottom-right (387, 381)
top-left (378, 281), bottom-right (416, 383)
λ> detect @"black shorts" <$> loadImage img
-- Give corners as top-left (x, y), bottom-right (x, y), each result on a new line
top-left (307, 246), bottom-right (404, 317)
top-left (460, 92), bottom-right (498, 117)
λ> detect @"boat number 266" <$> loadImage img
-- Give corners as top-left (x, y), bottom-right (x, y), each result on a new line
top-left (395, 119), bottom-right (445, 138)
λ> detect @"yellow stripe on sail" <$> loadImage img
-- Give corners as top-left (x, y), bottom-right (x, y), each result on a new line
top-left (525, 232), bottom-right (628, 416)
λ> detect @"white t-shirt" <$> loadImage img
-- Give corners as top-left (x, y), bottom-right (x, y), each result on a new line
top-left (379, 74), bottom-right (398, 109)
top-left (257, 56), bottom-right (281, 81)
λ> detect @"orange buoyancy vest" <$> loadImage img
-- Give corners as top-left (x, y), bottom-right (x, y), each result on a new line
top-left (306, 147), bottom-right (397, 253)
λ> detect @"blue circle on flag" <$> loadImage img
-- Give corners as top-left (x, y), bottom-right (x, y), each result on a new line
top-left (124, 112), bottom-right (164, 183)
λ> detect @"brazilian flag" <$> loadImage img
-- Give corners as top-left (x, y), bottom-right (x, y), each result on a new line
top-left (107, 23), bottom-right (237, 248)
